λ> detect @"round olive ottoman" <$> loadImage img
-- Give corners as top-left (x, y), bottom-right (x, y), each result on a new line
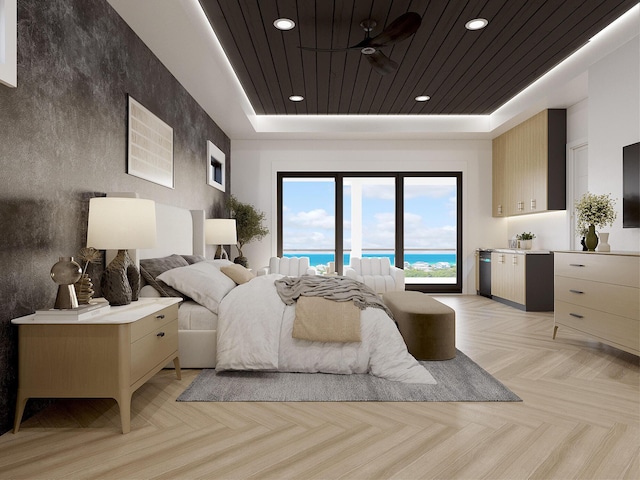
top-left (383, 291), bottom-right (456, 360)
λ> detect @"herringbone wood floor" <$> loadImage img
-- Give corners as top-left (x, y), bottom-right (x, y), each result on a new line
top-left (0, 295), bottom-right (638, 480)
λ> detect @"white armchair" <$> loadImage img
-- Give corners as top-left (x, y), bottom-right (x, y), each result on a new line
top-left (257, 257), bottom-right (317, 276)
top-left (344, 257), bottom-right (405, 294)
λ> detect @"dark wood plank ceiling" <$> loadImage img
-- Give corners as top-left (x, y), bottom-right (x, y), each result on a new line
top-left (199, 0), bottom-right (637, 115)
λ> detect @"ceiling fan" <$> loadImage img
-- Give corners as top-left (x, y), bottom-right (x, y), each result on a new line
top-left (299, 12), bottom-right (422, 75)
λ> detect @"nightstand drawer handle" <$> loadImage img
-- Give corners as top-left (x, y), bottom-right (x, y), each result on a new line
top-left (157, 332), bottom-right (165, 337)
top-left (569, 313), bottom-right (584, 319)
top-left (569, 263), bottom-right (585, 267)
top-left (156, 314), bottom-right (165, 319)
top-left (569, 289), bottom-right (584, 294)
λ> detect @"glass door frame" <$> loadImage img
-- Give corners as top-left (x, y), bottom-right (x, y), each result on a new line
top-left (277, 171), bottom-right (463, 293)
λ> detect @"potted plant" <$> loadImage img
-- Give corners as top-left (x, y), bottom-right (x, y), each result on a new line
top-left (574, 192), bottom-right (617, 251)
top-left (516, 232), bottom-right (536, 250)
top-left (227, 195), bottom-right (269, 267)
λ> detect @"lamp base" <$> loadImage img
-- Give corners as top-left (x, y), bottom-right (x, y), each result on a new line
top-left (101, 249), bottom-right (141, 306)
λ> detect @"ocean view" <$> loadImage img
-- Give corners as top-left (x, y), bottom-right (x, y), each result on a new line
top-left (284, 252), bottom-right (456, 268)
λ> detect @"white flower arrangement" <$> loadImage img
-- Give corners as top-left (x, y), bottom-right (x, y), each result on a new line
top-left (574, 192), bottom-right (617, 236)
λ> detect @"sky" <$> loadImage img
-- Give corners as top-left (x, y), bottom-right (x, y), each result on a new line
top-left (282, 177), bottom-right (457, 252)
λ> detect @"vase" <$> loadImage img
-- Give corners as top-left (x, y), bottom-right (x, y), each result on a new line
top-left (50, 257), bottom-right (82, 309)
top-left (585, 224), bottom-right (598, 251)
top-left (597, 232), bottom-right (610, 252)
top-left (74, 273), bottom-right (95, 304)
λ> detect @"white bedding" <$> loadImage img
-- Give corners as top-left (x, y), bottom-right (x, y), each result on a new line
top-left (178, 301), bottom-right (218, 331)
top-left (216, 274), bottom-right (436, 384)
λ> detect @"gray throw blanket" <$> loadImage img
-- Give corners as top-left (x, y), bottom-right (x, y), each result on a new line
top-left (274, 275), bottom-right (393, 318)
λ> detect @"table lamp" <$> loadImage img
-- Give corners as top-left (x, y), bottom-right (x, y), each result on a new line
top-left (87, 197), bottom-right (157, 305)
top-left (205, 219), bottom-right (237, 260)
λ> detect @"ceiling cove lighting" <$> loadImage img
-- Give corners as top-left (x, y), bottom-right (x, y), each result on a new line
top-left (415, 95), bottom-right (431, 102)
top-left (289, 95), bottom-right (304, 102)
top-left (465, 18), bottom-right (488, 31)
top-left (274, 18), bottom-right (295, 30)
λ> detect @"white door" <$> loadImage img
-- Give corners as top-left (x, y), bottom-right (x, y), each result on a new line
top-left (568, 141), bottom-right (588, 249)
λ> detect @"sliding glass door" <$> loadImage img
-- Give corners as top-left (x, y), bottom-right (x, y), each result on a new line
top-left (278, 172), bottom-right (462, 292)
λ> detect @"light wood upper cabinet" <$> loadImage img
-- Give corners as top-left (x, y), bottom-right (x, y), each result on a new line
top-left (492, 109), bottom-right (566, 217)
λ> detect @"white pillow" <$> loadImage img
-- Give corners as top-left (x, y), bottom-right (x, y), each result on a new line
top-left (157, 261), bottom-right (236, 314)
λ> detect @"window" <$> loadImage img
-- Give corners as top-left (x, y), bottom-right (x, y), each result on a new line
top-left (278, 172), bottom-right (462, 293)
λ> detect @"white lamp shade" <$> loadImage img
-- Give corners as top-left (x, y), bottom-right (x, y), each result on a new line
top-left (87, 197), bottom-right (157, 249)
top-left (205, 219), bottom-right (237, 245)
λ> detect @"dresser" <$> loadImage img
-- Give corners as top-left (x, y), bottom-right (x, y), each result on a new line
top-left (553, 251), bottom-right (640, 355)
top-left (12, 297), bottom-right (181, 434)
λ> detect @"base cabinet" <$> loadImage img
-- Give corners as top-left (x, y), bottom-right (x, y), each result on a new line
top-left (553, 251), bottom-right (639, 355)
top-left (491, 252), bottom-right (554, 311)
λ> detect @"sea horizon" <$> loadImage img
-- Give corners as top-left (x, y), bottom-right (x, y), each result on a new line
top-left (284, 252), bottom-right (456, 267)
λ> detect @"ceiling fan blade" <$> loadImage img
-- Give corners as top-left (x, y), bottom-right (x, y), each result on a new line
top-left (369, 12), bottom-right (422, 46)
top-left (298, 45), bottom-right (358, 52)
top-left (365, 50), bottom-right (398, 75)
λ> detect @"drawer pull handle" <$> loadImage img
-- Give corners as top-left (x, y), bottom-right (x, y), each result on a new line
top-left (569, 264), bottom-right (585, 267)
top-left (569, 313), bottom-right (584, 319)
top-left (569, 289), bottom-right (584, 294)
top-left (157, 332), bottom-right (165, 337)
top-left (156, 314), bottom-right (165, 319)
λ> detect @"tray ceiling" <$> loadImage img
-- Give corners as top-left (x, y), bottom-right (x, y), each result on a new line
top-left (199, 0), bottom-right (637, 116)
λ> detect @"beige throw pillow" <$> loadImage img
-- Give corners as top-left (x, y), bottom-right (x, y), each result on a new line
top-left (220, 264), bottom-right (255, 285)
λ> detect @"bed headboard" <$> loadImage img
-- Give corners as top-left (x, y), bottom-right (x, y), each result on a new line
top-left (105, 193), bottom-right (205, 262)
top-left (139, 203), bottom-right (206, 260)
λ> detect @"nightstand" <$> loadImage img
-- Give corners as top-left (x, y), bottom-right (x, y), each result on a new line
top-left (11, 297), bottom-right (182, 434)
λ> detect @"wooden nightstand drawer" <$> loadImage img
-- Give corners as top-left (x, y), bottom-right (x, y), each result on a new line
top-left (130, 304), bottom-right (178, 342)
top-left (131, 318), bottom-right (178, 382)
top-left (555, 300), bottom-right (639, 351)
top-left (554, 276), bottom-right (640, 320)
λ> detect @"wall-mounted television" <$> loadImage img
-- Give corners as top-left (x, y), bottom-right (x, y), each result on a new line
top-left (623, 142), bottom-right (640, 228)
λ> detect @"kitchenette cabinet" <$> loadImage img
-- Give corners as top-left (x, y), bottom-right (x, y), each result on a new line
top-left (490, 250), bottom-right (554, 311)
top-left (492, 109), bottom-right (566, 217)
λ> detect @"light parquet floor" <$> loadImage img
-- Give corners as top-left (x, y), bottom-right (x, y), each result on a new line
top-left (0, 295), bottom-right (638, 480)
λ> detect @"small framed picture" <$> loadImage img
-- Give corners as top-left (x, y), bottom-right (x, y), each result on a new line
top-left (207, 140), bottom-right (225, 192)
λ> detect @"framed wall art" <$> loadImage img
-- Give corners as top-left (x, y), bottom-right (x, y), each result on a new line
top-left (207, 140), bottom-right (225, 192)
top-left (0, 0), bottom-right (18, 88)
top-left (127, 95), bottom-right (174, 188)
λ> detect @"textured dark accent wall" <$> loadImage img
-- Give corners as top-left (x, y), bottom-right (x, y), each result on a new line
top-left (0, 0), bottom-right (230, 434)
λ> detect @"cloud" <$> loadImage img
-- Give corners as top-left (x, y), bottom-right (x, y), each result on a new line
top-left (285, 208), bottom-right (334, 229)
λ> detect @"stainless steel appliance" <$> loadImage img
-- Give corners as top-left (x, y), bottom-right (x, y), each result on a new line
top-left (478, 250), bottom-right (492, 298)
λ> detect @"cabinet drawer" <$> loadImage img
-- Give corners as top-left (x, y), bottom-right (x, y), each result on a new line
top-left (555, 253), bottom-right (639, 288)
top-left (130, 304), bottom-right (178, 342)
top-left (131, 318), bottom-right (178, 382)
top-left (554, 276), bottom-right (640, 320)
top-left (555, 301), bottom-right (639, 351)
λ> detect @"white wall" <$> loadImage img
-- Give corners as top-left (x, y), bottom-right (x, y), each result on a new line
top-left (588, 36), bottom-right (639, 252)
top-left (231, 139), bottom-right (498, 293)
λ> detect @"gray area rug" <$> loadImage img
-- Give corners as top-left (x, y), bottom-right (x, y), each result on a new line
top-left (176, 350), bottom-right (521, 402)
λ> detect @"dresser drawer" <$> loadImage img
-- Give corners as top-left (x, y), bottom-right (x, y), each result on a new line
top-left (131, 318), bottom-right (178, 382)
top-left (554, 276), bottom-right (640, 320)
top-left (130, 304), bottom-right (178, 342)
top-left (555, 253), bottom-right (639, 288)
top-left (555, 301), bottom-right (639, 351)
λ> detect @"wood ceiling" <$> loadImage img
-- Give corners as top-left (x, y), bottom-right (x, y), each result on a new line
top-left (199, 0), bottom-right (637, 116)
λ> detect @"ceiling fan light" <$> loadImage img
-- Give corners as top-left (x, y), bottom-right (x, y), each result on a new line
top-left (361, 47), bottom-right (376, 55)
top-left (289, 95), bottom-right (304, 102)
top-left (465, 18), bottom-right (488, 31)
top-left (274, 18), bottom-right (295, 31)
top-left (415, 95), bottom-right (431, 102)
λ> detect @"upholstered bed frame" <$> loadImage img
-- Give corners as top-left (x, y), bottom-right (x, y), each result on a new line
top-left (134, 200), bottom-right (218, 368)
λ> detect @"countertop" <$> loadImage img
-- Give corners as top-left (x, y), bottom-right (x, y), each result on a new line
top-left (477, 248), bottom-right (552, 254)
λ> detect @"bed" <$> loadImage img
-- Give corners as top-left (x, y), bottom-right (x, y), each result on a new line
top-left (134, 201), bottom-right (434, 384)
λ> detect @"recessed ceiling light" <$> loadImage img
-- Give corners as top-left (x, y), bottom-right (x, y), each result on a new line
top-left (465, 18), bottom-right (488, 30)
top-left (274, 18), bottom-right (295, 31)
top-left (415, 95), bottom-right (431, 102)
top-left (289, 95), bottom-right (304, 102)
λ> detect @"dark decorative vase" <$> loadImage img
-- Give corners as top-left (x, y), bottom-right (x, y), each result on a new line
top-left (51, 257), bottom-right (82, 309)
top-left (585, 224), bottom-right (598, 251)
top-left (101, 249), bottom-right (141, 306)
top-left (580, 237), bottom-right (587, 251)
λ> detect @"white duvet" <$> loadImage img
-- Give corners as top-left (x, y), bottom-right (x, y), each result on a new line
top-left (216, 274), bottom-right (436, 384)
